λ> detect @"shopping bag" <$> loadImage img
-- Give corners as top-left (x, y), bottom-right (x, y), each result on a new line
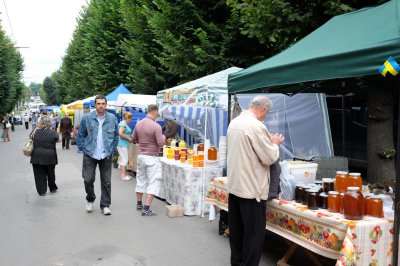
top-left (22, 129), bottom-right (37, 157)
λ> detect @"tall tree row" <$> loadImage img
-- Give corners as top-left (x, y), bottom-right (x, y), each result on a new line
top-left (0, 24), bottom-right (24, 114)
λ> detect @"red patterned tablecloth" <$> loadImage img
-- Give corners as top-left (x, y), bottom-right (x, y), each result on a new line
top-left (205, 178), bottom-right (394, 266)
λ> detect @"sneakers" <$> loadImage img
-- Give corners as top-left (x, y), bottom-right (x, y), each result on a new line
top-left (141, 209), bottom-right (158, 216)
top-left (136, 204), bottom-right (143, 211)
top-left (86, 202), bottom-right (93, 213)
top-left (102, 207), bottom-right (112, 215)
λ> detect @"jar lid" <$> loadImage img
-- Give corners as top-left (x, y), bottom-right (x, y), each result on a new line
top-left (308, 189), bottom-right (319, 193)
top-left (370, 194), bottom-right (382, 199)
top-left (328, 191), bottom-right (339, 195)
top-left (319, 192), bottom-right (328, 197)
top-left (349, 173), bottom-right (361, 176)
top-left (315, 180), bottom-right (323, 184)
top-left (302, 185), bottom-right (311, 189)
top-left (347, 186), bottom-right (360, 191)
top-left (336, 171), bottom-right (348, 175)
top-left (322, 178), bottom-right (334, 182)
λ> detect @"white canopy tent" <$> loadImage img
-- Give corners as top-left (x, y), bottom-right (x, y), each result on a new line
top-left (114, 94), bottom-right (157, 112)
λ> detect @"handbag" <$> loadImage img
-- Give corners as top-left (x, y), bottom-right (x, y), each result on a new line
top-left (6, 122), bottom-right (11, 128)
top-left (23, 129), bottom-right (37, 157)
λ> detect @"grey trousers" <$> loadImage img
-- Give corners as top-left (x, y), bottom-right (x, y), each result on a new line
top-left (82, 154), bottom-right (112, 209)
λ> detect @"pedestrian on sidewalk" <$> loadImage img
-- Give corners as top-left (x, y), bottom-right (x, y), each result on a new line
top-left (117, 111), bottom-right (133, 181)
top-left (23, 113), bottom-right (30, 130)
top-left (227, 95), bottom-right (284, 266)
top-left (32, 112), bottom-right (39, 130)
top-left (9, 115), bottom-right (15, 132)
top-left (77, 95), bottom-right (119, 216)
top-left (131, 104), bottom-right (165, 216)
top-left (60, 113), bottom-right (73, 149)
top-left (30, 116), bottom-right (60, 196)
top-left (2, 116), bottom-right (11, 141)
top-left (51, 114), bottom-right (57, 131)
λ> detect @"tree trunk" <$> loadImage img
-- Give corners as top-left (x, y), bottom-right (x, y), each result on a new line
top-left (367, 92), bottom-right (395, 184)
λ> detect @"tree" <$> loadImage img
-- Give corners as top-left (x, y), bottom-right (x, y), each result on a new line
top-left (0, 23), bottom-right (24, 114)
top-left (42, 77), bottom-right (58, 105)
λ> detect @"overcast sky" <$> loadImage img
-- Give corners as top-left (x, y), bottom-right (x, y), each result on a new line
top-left (0, 0), bottom-right (88, 85)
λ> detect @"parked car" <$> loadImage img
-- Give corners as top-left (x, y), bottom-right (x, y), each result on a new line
top-left (13, 115), bottom-right (22, 125)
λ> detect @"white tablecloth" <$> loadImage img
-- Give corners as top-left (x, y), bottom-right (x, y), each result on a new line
top-left (158, 158), bottom-right (223, 216)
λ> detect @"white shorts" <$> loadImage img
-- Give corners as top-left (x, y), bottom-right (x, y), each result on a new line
top-left (135, 154), bottom-right (162, 195)
top-left (117, 146), bottom-right (129, 166)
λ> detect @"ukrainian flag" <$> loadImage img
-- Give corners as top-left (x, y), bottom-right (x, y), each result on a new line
top-left (379, 56), bottom-right (400, 77)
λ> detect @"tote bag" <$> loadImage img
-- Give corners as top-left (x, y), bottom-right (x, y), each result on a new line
top-left (23, 129), bottom-right (37, 156)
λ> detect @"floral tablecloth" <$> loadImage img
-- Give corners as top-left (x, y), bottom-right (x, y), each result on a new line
top-left (205, 178), bottom-right (394, 266)
top-left (158, 158), bottom-right (223, 216)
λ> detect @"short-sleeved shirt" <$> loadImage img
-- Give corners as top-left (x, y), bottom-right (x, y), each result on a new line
top-left (118, 120), bottom-right (132, 147)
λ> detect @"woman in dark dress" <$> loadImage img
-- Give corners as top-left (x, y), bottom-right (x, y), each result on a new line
top-left (30, 116), bottom-right (60, 196)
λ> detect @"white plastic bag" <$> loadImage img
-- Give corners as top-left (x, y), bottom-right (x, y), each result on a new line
top-left (279, 161), bottom-right (297, 200)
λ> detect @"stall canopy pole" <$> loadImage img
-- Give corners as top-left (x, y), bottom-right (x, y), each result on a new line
top-left (228, 93), bottom-right (232, 124)
top-left (201, 92), bottom-right (209, 217)
top-left (393, 91), bottom-right (400, 266)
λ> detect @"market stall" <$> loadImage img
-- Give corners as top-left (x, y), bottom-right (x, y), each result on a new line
top-left (158, 158), bottom-right (223, 216)
top-left (227, 1), bottom-right (400, 264)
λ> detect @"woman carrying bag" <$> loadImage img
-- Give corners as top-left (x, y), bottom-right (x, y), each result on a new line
top-left (30, 116), bottom-right (60, 196)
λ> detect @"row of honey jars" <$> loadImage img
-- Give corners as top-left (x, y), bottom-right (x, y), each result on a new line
top-left (335, 171), bottom-right (362, 192)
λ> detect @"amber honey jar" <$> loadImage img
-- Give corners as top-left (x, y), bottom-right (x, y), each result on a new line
top-left (295, 183), bottom-right (305, 203)
top-left (197, 143), bottom-right (204, 154)
top-left (347, 173), bottom-right (362, 191)
top-left (328, 191), bottom-right (341, 213)
top-left (307, 189), bottom-right (319, 210)
top-left (343, 187), bottom-right (364, 220)
top-left (322, 178), bottom-right (335, 193)
top-left (364, 193), bottom-right (372, 215)
top-left (319, 192), bottom-right (328, 209)
top-left (368, 195), bottom-right (383, 218)
top-left (335, 171), bottom-right (348, 193)
top-left (208, 146), bottom-right (218, 161)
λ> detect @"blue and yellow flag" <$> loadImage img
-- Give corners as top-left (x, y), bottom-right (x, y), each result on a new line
top-left (379, 56), bottom-right (400, 77)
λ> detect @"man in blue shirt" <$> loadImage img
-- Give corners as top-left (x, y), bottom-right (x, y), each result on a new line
top-left (77, 95), bottom-right (119, 215)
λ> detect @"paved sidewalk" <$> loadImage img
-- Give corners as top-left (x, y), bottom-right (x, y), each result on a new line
top-left (0, 124), bottom-right (329, 266)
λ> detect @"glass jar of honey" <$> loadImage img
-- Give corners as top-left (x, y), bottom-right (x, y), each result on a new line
top-left (307, 189), bottom-right (319, 210)
top-left (363, 193), bottom-right (372, 215)
top-left (328, 191), bottom-right (341, 213)
top-left (208, 146), bottom-right (218, 161)
top-left (165, 139), bottom-right (172, 146)
top-left (343, 187), bottom-right (364, 220)
top-left (197, 143), bottom-right (204, 154)
top-left (335, 171), bottom-right (348, 193)
top-left (368, 195), bottom-right (383, 218)
top-left (322, 178), bottom-right (335, 193)
top-left (301, 185), bottom-right (311, 205)
top-left (295, 183), bottom-right (305, 203)
top-left (348, 173), bottom-right (362, 191)
top-left (319, 192), bottom-right (328, 209)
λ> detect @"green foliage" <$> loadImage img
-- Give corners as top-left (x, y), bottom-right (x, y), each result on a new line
top-left (0, 24), bottom-right (24, 115)
top-left (42, 77), bottom-right (58, 105)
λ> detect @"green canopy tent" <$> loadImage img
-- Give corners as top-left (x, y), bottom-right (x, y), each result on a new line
top-left (228, 0), bottom-right (400, 94)
top-left (228, 1), bottom-right (400, 265)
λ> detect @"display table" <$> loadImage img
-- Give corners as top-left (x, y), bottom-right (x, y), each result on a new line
top-left (158, 158), bottom-right (223, 216)
top-left (205, 179), bottom-right (394, 266)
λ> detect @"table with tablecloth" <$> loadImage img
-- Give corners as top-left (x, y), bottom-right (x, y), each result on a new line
top-left (205, 177), bottom-right (395, 266)
top-left (158, 157), bottom-right (223, 216)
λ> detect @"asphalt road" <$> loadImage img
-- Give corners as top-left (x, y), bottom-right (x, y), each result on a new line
top-left (0, 123), bottom-right (331, 266)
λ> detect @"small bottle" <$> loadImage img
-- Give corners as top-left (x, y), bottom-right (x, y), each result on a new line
top-left (208, 146), bottom-right (218, 161)
top-left (197, 143), bottom-right (204, 154)
top-left (319, 192), bottom-right (328, 209)
top-left (307, 189), bottom-right (319, 210)
top-left (295, 183), bottom-right (305, 203)
top-left (368, 195), bottom-right (383, 218)
top-left (335, 171), bottom-right (348, 193)
top-left (322, 178), bottom-right (335, 193)
top-left (348, 173), bottom-right (362, 191)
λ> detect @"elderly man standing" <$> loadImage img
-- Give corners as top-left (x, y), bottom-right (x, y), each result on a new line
top-left (132, 104), bottom-right (165, 216)
top-left (77, 95), bottom-right (119, 216)
top-left (60, 113), bottom-right (73, 149)
top-left (227, 95), bottom-right (284, 266)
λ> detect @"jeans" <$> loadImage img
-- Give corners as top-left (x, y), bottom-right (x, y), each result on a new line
top-left (82, 154), bottom-right (112, 209)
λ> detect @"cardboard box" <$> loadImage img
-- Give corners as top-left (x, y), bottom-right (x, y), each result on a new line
top-left (166, 204), bottom-right (184, 218)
